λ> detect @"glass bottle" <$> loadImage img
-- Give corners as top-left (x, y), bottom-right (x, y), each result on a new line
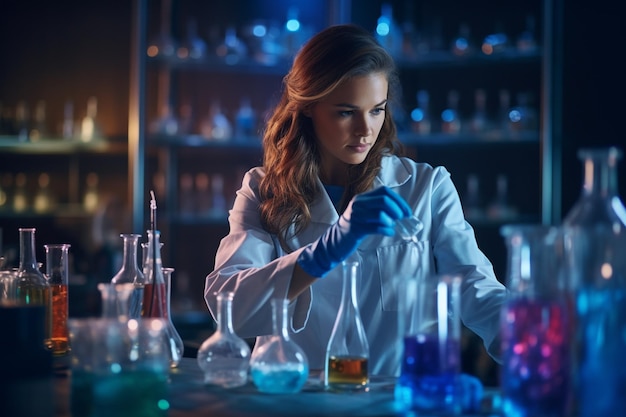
top-left (410, 90), bottom-right (431, 135)
top-left (563, 147), bottom-right (626, 228)
top-left (562, 147), bottom-right (626, 416)
top-left (197, 291), bottom-right (251, 388)
top-left (441, 90), bottom-right (461, 134)
top-left (325, 260), bottom-right (369, 391)
top-left (499, 225), bottom-right (572, 417)
top-left (15, 228), bottom-right (52, 350)
top-left (97, 282), bottom-right (134, 320)
top-left (142, 230), bottom-right (184, 368)
top-left (250, 298), bottom-right (309, 394)
top-left (110, 233), bottom-right (144, 319)
top-left (161, 267), bottom-right (184, 367)
top-left (44, 244), bottom-right (71, 356)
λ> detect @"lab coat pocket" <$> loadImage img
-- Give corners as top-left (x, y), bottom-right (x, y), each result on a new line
top-left (376, 240), bottom-right (431, 311)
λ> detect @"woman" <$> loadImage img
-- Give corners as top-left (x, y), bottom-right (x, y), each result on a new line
top-left (204, 24), bottom-right (506, 376)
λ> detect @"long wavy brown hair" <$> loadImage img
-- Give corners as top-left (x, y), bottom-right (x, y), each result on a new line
top-left (259, 24), bottom-right (404, 251)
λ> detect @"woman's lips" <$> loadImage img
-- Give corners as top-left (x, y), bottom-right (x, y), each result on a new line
top-left (347, 143), bottom-right (371, 153)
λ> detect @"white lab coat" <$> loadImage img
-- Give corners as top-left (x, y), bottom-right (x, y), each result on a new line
top-left (205, 154), bottom-right (506, 376)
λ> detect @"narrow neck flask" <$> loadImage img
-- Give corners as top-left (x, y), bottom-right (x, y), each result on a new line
top-left (250, 298), bottom-right (309, 394)
top-left (563, 147), bottom-right (626, 227)
top-left (197, 291), bottom-right (251, 388)
top-left (16, 228), bottom-right (52, 349)
top-left (161, 267), bottom-right (184, 367)
top-left (142, 230), bottom-right (165, 317)
top-left (44, 243), bottom-right (71, 356)
top-left (325, 260), bottom-right (369, 391)
top-left (97, 282), bottom-right (134, 320)
top-left (110, 233), bottom-right (144, 319)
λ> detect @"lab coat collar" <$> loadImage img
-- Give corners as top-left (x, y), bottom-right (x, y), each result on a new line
top-left (373, 155), bottom-right (412, 189)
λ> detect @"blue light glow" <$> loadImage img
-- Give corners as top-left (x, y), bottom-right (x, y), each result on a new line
top-left (252, 24), bottom-right (267, 37)
top-left (411, 109), bottom-right (424, 122)
top-left (286, 19), bottom-right (300, 32)
top-left (376, 22), bottom-right (390, 36)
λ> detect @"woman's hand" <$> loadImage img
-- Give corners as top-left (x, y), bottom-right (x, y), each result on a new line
top-left (297, 186), bottom-right (412, 278)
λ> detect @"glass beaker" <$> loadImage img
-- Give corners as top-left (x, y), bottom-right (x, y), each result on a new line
top-left (110, 234), bottom-right (144, 319)
top-left (563, 147), bottom-right (626, 228)
top-left (197, 291), bottom-right (251, 388)
top-left (15, 228), bottom-right (52, 350)
top-left (500, 225), bottom-right (573, 417)
top-left (250, 298), bottom-right (309, 394)
top-left (394, 274), bottom-right (463, 415)
top-left (44, 243), bottom-right (71, 356)
top-left (324, 260), bottom-right (369, 391)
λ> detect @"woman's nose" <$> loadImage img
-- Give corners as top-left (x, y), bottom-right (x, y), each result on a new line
top-left (354, 114), bottom-right (372, 138)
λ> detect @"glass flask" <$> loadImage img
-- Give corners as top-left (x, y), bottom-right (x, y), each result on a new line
top-left (142, 230), bottom-right (184, 368)
top-left (499, 225), bottom-right (572, 417)
top-left (197, 291), bottom-right (251, 388)
top-left (562, 147), bottom-right (626, 416)
top-left (395, 215), bottom-right (424, 243)
top-left (250, 298), bottom-right (309, 394)
top-left (161, 267), bottom-right (184, 368)
top-left (563, 147), bottom-right (626, 228)
top-left (15, 228), bottom-right (52, 350)
top-left (324, 260), bottom-right (369, 391)
top-left (97, 282), bottom-right (134, 320)
top-left (110, 233), bottom-right (144, 319)
top-left (44, 243), bottom-right (71, 356)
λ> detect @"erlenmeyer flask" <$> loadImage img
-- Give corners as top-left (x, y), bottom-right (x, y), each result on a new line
top-left (110, 234), bottom-right (144, 319)
top-left (563, 147), bottom-right (626, 228)
top-left (142, 230), bottom-right (184, 368)
top-left (324, 260), bottom-right (369, 391)
top-left (97, 282), bottom-right (134, 320)
top-left (161, 267), bottom-right (184, 368)
top-left (250, 298), bottom-right (309, 394)
top-left (197, 291), bottom-right (251, 388)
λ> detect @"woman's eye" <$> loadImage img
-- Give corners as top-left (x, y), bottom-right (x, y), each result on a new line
top-left (338, 110), bottom-right (353, 117)
top-left (371, 107), bottom-right (385, 115)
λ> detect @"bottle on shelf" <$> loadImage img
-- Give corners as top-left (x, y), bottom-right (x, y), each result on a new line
top-left (197, 291), bottom-right (251, 388)
top-left (33, 172), bottom-right (53, 213)
top-left (211, 174), bottom-right (227, 216)
top-left (451, 23), bottom-right (473, 56)
top-left (83, 172), bottom-right (99, 213)
top-left (13, 173), bottom-right (28, 213)
top-left (177, 18), bottom-right (207, 60)
top-left (200, 100), bottom-right (232, 141)
top-left (469, 88), bottom-right (488, 133)
top-left (497, 89), bottom-right (512, 137)
top-left (517, 15), bottom-right (538, 53)
top-left (215, 26), bottom-right (248, 65)
top-left (15, 100), bottom-right (29, 142)
top-left (62, 100), bottom-right (74, 140)
top-left (178, 173), bottom-right (195, 217)
top-left (375, 3), bottom-right (402, 57)
top-left (150, 103), bottom-right (179, 136)
top-left (508, 92), bottom-right (538, 132)
top-left (487, 174), bottom-right (518, 220)
top-left (441, 90), bottom-right (461, 134)
top-left (29, 100), bottom-right (48, 141)
top-left (463, 174), bottom-right (484, 220)
top-left (410, 90), bottom-right (431, 135)
top-left (481, 23), bottom-right (509, 55)
top-left (194, 173), bottom-right (211, 216)
top-left (234, 97), bottom-right (257, 139)
top-left (80, 96), bottom-right (102, 142)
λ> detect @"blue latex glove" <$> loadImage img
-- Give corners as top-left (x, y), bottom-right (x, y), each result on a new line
top-left (297, 186), bottom-right (412, 278)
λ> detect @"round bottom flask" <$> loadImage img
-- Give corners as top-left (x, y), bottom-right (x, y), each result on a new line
top-left (197, 291), bottom-right (250, 388)
top-left (250, 298), bottom-right (309, 394)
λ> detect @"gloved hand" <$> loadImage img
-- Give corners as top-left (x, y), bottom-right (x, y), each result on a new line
top-left (297, 186), bottom-right (412, 278)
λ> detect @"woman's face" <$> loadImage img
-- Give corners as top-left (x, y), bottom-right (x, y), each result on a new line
top-left (307, 73), bottom-right (388, 185)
